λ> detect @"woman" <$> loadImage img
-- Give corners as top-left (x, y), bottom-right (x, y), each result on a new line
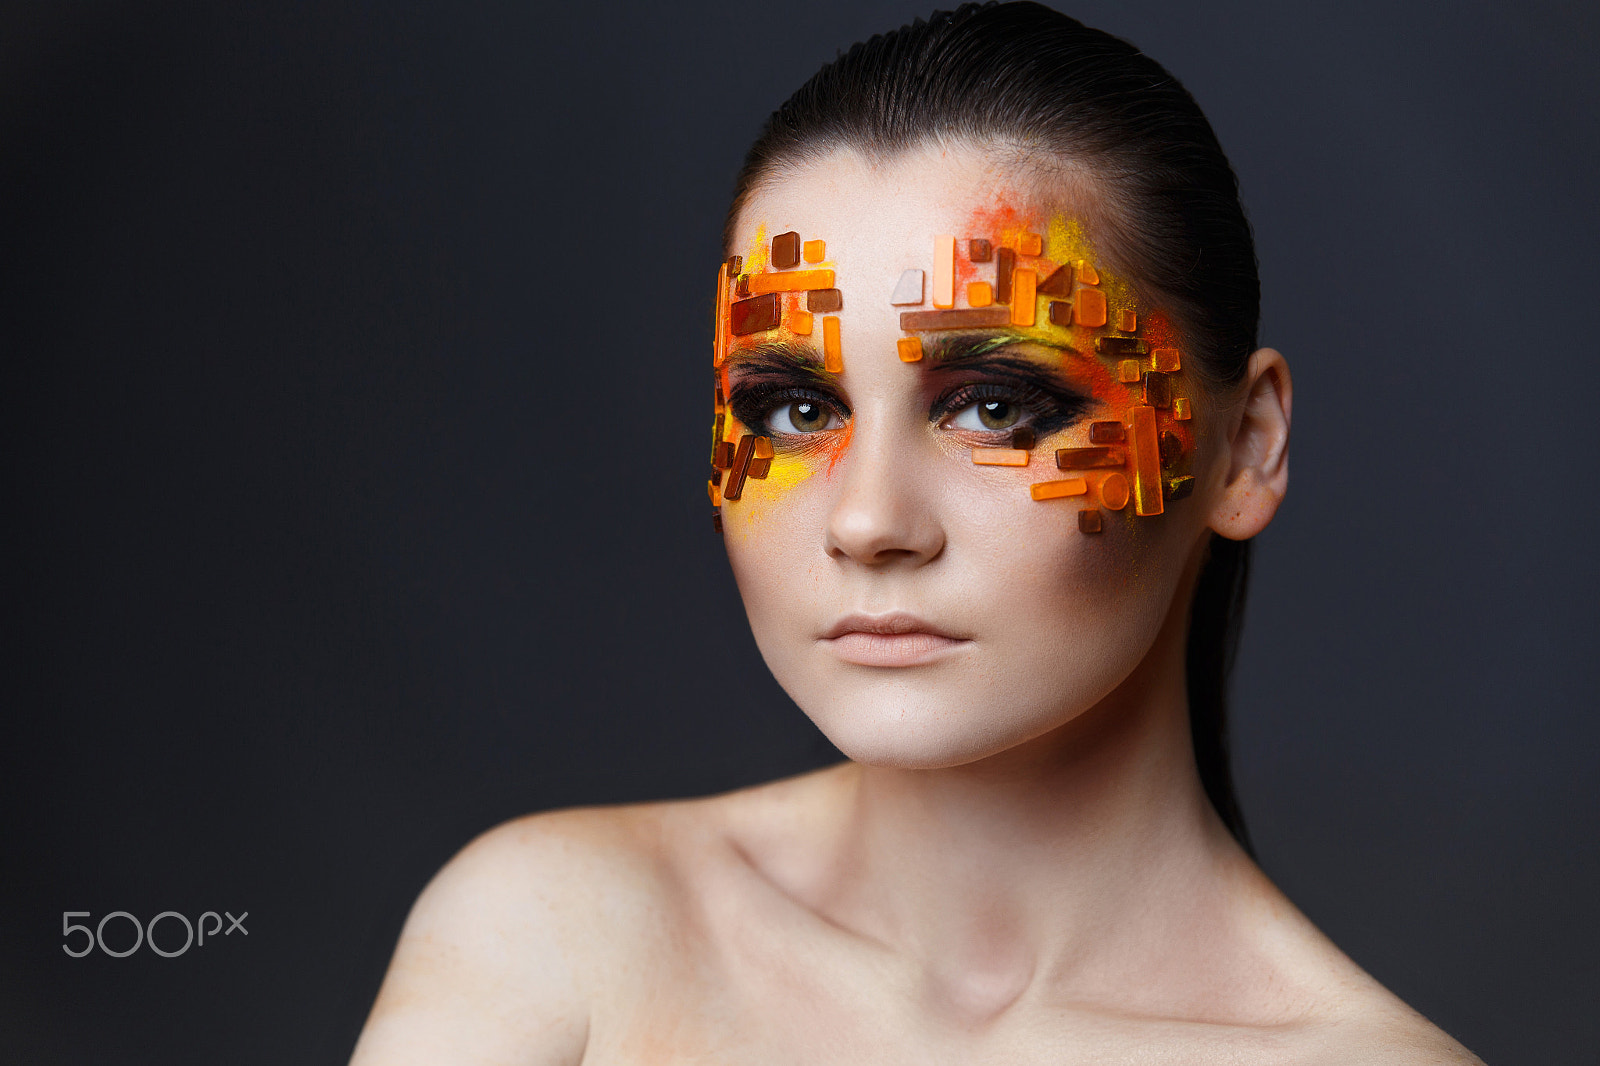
top-left (351, 4), bottom-right (1482, 1062)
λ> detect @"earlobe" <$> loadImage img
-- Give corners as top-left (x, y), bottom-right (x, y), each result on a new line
top-left (1210, 347), bottom-right (1292, 541)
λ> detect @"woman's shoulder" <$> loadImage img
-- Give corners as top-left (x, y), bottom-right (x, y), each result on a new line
top-left (1238, 889), bottom-right (1487, 1065)
top-left (349, 792), bottom-right (750, 1065)
top-left (1290, 999), bottom-right (1486, 1065)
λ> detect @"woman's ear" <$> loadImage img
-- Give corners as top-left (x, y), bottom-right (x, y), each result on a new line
top-left (1209, 347), bottom-right (1291, 540)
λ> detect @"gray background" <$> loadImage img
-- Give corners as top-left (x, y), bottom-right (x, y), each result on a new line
top-left (2, 1), bottom-right (1595, 1062)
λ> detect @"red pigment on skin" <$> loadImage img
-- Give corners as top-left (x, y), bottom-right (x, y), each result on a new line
top-left (960, 201), bottom-right (1062, 291)
top-left (1141, 307), bottom-right (1181, 353)
top-left (1075, 352), bottom-right (1133, 410)
top-left (818, 420), bottom-right (852, 476)
top-left (957, 198), bottom-right (1155, 410)
top-left (953, 254), bottom-right (979, 294)
top-left (962, 198), bottom-right (1035, 251)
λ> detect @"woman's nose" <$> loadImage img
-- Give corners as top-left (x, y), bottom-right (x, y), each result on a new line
top-left (823, 422), bottom-right (946, 567)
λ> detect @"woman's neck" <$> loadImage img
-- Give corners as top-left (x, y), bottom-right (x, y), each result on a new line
top-left (782, 584), bottom-right (1262, 1026)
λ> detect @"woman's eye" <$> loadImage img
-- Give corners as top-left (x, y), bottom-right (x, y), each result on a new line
top-left (948, 399), bottom-right (1022, 432)
top-left (774, 400), bottom-right (839, 434)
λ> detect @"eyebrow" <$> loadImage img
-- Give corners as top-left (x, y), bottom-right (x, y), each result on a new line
top-left (722, 330), bottom-right (1082, 382)
top-left (724, 339), bottom-right (833, 384)
top-left (919, 330), bottom-right (1079, 370)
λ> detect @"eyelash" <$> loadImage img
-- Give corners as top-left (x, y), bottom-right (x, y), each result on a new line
top-left (727, 383), bottom-right (847, 438)
top-left (728, 378), bottom-right (1091, 441)
top-left (933, 381), bottom-right (1084, 435)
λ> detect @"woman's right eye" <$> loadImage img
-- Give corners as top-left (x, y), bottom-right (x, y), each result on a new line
top-left (771, 400), bottom-right (841, 434)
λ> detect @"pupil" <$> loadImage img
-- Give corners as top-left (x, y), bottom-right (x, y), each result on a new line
top-left (979, 401), bottom-right (1017, 429)
top-left (790, 402), bottom-right (824, 431)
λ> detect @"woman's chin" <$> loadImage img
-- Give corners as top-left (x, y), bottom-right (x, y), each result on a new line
top-left (806, 705), bottom-right (1067, 771)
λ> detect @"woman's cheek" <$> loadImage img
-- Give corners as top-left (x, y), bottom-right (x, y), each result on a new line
top-left (734, 451), bottom-right (815, 523)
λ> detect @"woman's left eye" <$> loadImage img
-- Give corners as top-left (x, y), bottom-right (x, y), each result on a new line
top-left (947, 399), bottom-right (1023, 431)
top-left (937, 379), bottom-right (1087, 437)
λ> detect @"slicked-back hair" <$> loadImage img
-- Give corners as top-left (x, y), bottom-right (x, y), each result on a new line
top-left (726, 1), bottom-right (1259, 853)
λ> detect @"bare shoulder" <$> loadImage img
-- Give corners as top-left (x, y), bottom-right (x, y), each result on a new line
top-left (349, 802), bottom-right (700, 1066)
top-left (1265, 913), bottom-right (1487, 1066)
top-left (1210, 854), bottom-right (1487, 1066)
top-left (1296, 1000), bottom-right (1486, 1066)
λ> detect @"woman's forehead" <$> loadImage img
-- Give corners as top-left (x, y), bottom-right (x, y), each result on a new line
top-left (732, 151), bottom-right (1119, 292)
top-left (735, 145), bottom-right (1061, 247)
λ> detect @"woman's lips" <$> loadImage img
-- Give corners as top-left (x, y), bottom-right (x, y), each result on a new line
top-left (820, 613), bottom-right (971, 667)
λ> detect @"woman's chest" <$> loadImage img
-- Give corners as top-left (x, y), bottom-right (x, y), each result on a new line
top-left (570, 909), bottom-right (1314, 1066)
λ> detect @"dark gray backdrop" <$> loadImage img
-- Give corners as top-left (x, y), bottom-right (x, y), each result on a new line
top-left (2, 1), bottom-right (1594, 1062)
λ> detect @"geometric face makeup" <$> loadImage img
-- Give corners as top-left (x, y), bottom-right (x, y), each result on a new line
top-left (707, 228), bottom-right (836, 529)
top-left (710, 214), bottom-right (1196, 535)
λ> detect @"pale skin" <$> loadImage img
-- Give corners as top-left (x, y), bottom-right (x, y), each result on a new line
top-left (350, 144), bottom-right (1484, 1065)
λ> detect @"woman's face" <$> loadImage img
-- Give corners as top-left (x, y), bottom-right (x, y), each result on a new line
top-left (715, 145), bottom-right (1228, 769)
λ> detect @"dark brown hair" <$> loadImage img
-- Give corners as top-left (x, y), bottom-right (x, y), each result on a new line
top-left (726, 1), bottom-right (1258, 851)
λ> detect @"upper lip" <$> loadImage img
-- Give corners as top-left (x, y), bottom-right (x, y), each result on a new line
top-left (821, 612), bottom-right (965, 640)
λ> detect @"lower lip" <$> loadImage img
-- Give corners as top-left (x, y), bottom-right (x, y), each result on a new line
top-left (823, 631), bottom-right (970, 667)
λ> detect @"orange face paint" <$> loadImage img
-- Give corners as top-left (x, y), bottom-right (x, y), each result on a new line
top-left (710, 224), bottom-right (845, 526)
top-left (880, 206), bottom-right (1200, 532)
top-left (712, 207), bottom-right (1201, 536)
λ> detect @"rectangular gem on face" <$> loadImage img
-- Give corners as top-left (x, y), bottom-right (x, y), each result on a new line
top-left (897, 336), bottom-right (924, 362)
top-left (1009, 268), bottom-right (1037, 326)
top-left (772, 231), bottom-right (801, 269)
top-left (1030, 478), bottom-right (1088, 500)
top-left (899, 308), bottom-right (1011, 331)
top-left (996, 247), bottom-right (1016, 304)
top-left (723, 433), bottom-right (757, 501)
top-left (802, 239), bottom-right (825, 263)
top-left (789, 309), bottom-right (813, 335)
top-left (972, 447), bottom-right (1029, 466)
top-left (968, 238), bottom-right (993, 262)
top-left (823, 316), bottom-right (843, 373)
top-left (1143, 371), bottom-right (1173, 408)
top-left (1089, 420), bottom-right (1125, 443)
top-left (933, 234), bottom-right (956, 308)
top-left (1172, 397), bottom-right (1192, 421)
top-left (967, 281), bottom-right (993, 307)
top-left (714, 262), bottom-right (731, 367)
top-left (1056, 446), bottom-right (1125, 469)
top-left (1152, 347), bottom-right (1181, 372)
top-left (807, 288), bottom-right (843, 312)
top-left (730, 292), bottom-right (781, 335)
top-left (1077, 508), bottom-right (1103, 533)
top-left (746, 269), bottom-right (836, 294)
top-left (1096, 336), bottom-right (1143, 355)
top-left (1129, 406), bottom-right (1164, 516)
top-left (1047, 300), bottom-right (1073, 327)
top-left (1018, 232), bottom-right (1043, 256)
top-left (1074, 288), bottom-right (1107, 327)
